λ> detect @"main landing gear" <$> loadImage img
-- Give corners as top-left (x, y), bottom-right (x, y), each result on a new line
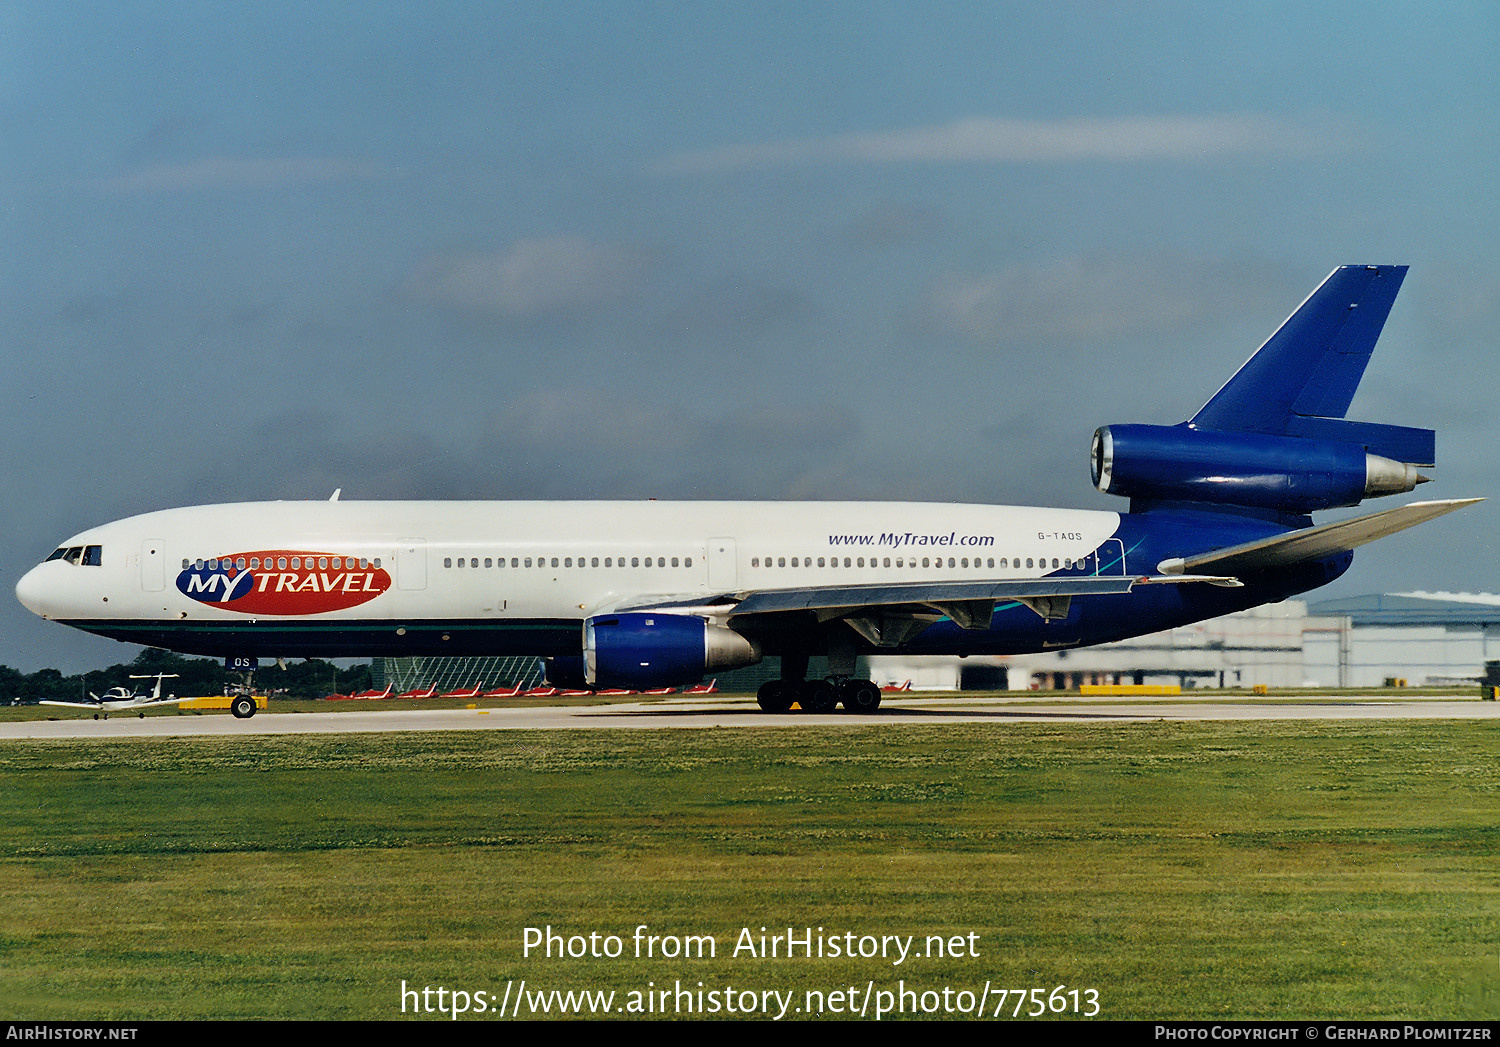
top-left (756, 677), bottom-right (882, 715)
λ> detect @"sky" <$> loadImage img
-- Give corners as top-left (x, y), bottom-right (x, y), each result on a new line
top-left (3, 2), bottom-right (1499, 672)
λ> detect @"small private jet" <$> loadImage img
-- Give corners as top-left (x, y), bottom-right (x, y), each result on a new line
top-left (39, 673), bottom-right (187, 719)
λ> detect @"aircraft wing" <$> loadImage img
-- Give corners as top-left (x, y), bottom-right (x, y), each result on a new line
top-left (1157, 498), bottom-right (1481, 577)
top-left (608, 500), bottom-right (1476, 644)
top-left (726, 575), bottom-right (1191, 616)
top-left (38, 697), bottom-right (192, 711)
top-left (616, 571), bottom-right (1238, 645)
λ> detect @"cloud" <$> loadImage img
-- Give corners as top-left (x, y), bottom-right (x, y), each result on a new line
top-left (99, 156), bottom-right (396, 193)
top-left (653, 114), bottom-right (1342, 174)
top-left (921, 255), bottom-right (1289, 344)
top-left (403, 237), bottom-right (654, 318)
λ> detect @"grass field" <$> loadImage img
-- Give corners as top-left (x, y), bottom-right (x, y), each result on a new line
top-left (1, 718), bottom-right (1498, 1020)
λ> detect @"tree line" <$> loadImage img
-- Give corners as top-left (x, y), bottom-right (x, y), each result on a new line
top-left (2, 649), bottom-right (374, 703)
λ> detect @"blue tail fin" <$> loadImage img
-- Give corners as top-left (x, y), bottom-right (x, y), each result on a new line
top-left (1189, 265), bottom-right (1433, 466)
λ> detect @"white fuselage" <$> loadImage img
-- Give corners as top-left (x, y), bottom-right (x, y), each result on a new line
top-left (13, 498), bottom-right (1150, 670)
top-left (18, 499), bottom-right (1125, 628)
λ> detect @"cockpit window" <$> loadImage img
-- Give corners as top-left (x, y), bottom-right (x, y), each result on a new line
top-left (45, 545), bottom-right (102, 566)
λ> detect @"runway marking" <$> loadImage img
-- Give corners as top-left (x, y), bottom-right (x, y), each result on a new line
top-left (3, 696), bottom-right (1498, 739)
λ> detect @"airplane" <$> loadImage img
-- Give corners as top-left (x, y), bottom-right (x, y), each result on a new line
top-left (39, 673), bottom-right (186, 719)
top-left (15, 266), bottom-right (1477, 715)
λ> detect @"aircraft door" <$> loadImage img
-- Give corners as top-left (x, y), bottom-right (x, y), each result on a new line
top-left (707, 537), bottom-right (738, 591)
top-left (141, 539), bottom-right (165, 592)
top-left (1095, 538), bottom-right (1126, 576)
top-left (397, 539), bottom-right (427, 590)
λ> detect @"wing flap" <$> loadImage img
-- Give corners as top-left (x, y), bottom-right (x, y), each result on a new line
top-left (726, 576), bottom-right (1141, 617)
top-left (1158, 498), bottom-right (1481, 576)
top-left (620, 573), bottom-right (1243, 634)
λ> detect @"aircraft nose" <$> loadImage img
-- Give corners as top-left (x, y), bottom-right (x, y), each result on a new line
top-left (15, 565), bottom-right (51, 618)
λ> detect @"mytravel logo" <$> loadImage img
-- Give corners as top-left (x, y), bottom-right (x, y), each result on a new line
top-left (175, 551), bottom-right (391, 615)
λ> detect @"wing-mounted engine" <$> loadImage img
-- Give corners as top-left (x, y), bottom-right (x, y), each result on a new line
top-left (583, 612), bottom-right (760, 690)
top-left (1091, 423), bottom-right (1429, 513)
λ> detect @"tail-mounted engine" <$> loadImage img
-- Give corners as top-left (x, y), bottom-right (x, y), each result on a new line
top-left (1091, 423), bottom-right (1429, 513)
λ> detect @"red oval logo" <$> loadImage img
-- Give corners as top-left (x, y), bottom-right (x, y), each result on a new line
top-left (176, 551), bottom-right (392, 615)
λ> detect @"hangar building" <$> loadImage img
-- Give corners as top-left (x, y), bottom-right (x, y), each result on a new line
top-left (866, 593), bottom-right (1500, 691)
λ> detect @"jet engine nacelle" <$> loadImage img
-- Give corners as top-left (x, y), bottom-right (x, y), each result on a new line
top-left (1091, 423), bottom-right (1427, 513)
top-left (585, 612), bottom-right (760, 690)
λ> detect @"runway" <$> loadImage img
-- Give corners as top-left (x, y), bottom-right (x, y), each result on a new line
top-left (3, 693), bottom-right (1498, 739)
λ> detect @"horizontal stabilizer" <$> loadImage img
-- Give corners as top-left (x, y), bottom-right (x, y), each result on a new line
top-left (1157, 498), bottom-right (1480, 577)
top-left (1282, 416), bottom-right (1435, 469)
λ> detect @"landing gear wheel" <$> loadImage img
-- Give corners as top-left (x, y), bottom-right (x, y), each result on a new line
top-left (230, 696), bottom-right (257, 719)
top-left (800, 679), bottom-right (838, 714)
top-left (840, 679), bottom-right (882, 714)
top-left (756, 680), bottom-right (794, 713)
